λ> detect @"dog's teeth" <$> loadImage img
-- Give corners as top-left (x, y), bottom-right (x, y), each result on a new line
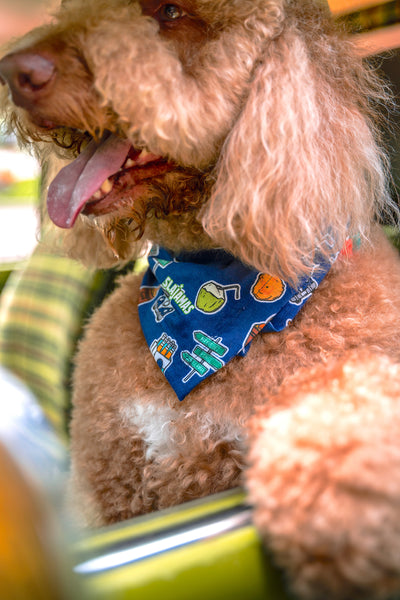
top-left (93, 190), bottom-right (102, 200)
top-left (139, 150), bottom-right (151, 160)
top-left (101, 178), bottom-right (113, 194)
top-left (125, 158), bottom-right (135, 168)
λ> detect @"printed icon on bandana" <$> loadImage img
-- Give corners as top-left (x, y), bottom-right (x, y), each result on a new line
top-left (151, 293), bottom-right (175, 322)
top-left (151, 257), bottom-right (174, 275)
top-left (150, 333), bottom-right (177, 373)
top-left (149, 245), bottom-right (174, 275)
top-left (161, 276), bottom-right (195, 315)
top-left (251, 273), bottom-right (286, 302)
top-left (195, 281), bottom-right (241, 314)
top-left (242, 321), bottom-right (268, 351)
top-left (289, 277), bottom-right (318, 306)
top-left (138, 286), bottom-right (159, 305)
top-left (181, 330), bottom-right (228, 382)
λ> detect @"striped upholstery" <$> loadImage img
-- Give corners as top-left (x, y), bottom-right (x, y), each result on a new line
top-left (0, 246), bottom-right (120, 443)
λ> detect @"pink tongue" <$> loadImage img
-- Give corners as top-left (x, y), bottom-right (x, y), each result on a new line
top-left (47, 132), bottom-right (131, 228)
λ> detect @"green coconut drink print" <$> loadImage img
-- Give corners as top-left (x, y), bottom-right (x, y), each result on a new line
top-left (195, 280), bottom-right (241, 314)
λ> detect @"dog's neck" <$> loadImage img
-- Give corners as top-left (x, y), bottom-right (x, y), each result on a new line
top-left (144, 211), bottom-right (217, 256)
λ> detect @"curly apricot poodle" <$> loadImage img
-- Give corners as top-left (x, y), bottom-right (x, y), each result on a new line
top-left (2, 1), bottom-right (400, 598)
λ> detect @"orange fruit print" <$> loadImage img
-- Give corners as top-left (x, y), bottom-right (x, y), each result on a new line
top-left (252, 273), bottom-right (286, 302)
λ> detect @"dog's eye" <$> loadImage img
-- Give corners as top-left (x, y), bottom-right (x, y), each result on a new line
top-left (157, 4), bottom-right (185, 22)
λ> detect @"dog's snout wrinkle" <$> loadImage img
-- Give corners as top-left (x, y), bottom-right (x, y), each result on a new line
top-left (0, 51), bottom-right (55, 110)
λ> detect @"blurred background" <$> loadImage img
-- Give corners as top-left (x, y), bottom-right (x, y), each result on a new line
top-left (0, 0), bottom-right (54, 267)
top-left (0, 0), bottom-right (399, 267)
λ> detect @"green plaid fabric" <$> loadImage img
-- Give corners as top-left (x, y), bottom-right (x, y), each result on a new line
top-left (0, 247), bottom-right (120, 443)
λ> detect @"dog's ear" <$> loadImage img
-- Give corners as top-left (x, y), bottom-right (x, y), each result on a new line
top-left (201, 28), bottom-right (392, 283)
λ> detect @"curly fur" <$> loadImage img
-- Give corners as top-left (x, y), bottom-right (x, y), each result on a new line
top-left (248, 350), bottom-right (400, 599)
top-left (2, 1), bottom-right (400, 598)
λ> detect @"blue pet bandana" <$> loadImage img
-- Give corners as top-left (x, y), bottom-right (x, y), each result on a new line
top-left (138, 244), bottom-right (337, 401)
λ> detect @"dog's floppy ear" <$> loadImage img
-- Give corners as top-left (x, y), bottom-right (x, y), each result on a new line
top-left (201, 25), bottom-right (392, 283)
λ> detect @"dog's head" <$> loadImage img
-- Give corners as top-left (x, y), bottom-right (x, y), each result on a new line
top-left (0, 0), bottom-right (392, 280)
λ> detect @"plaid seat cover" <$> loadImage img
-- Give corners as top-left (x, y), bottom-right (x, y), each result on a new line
top-left (0, 246), bottom-right (118, 442)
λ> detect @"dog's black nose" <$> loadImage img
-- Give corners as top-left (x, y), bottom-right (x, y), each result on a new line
top-left (0, 51), bottom-right (55, 111)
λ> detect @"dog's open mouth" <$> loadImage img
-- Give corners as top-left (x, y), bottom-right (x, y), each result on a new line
top-left (47, 131), bottom-right (174, 229)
